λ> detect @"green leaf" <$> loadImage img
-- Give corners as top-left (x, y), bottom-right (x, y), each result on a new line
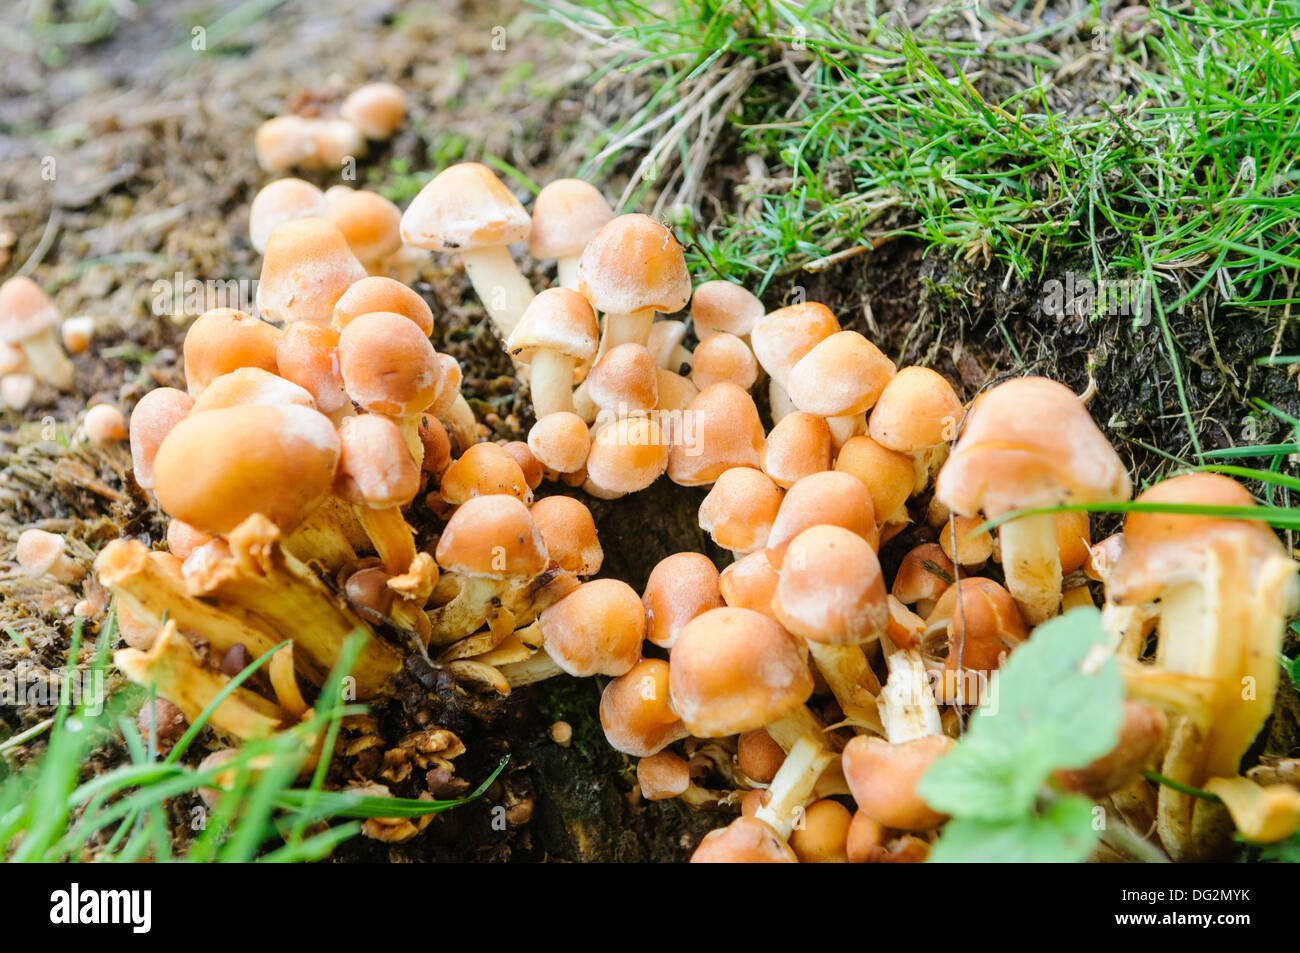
top-left (919, 607), bottom-right (1124, 822)
top-left (928, 794), bottom-right (1101, 863)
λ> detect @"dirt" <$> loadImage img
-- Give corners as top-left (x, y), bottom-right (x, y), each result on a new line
top-left (1, 0), bottom-right (1295, 862)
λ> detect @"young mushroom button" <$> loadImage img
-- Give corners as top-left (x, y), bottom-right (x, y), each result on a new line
top-left (762, 412), bottom-right (832, 490)
top-left (340, 83), bottom-right (407, 140)
top-left (332, 275), bottom-right (434, 335)
top-left (528, 179), bottom-right (615, 289)
top-left (321, 187), bottom-right (404, 270)
top-left (335, 414), bottom-right (421, 574)
top-left (539, 579), bottom-right (644, 678)
top-left (691, 280), bottom-right (765, 343)
top-left (934, 375), bottom-right (1131, 624)
top-left (181, 308), bottom-right (281, 398)
top-left (642, 551), bottom-right (724, 650)
top-left (399, 162), bottom-right (534, 340)
top-left (506, 288), bottom-right (599, 419)
top-left (128, 387), bottom-right (194, 490)
top-left (529, 495), bottom-right (602, 576)
top-left (248, 178), bottom-right (325, 254)
top-left (586, 343), bottom-right (659, 425)
top-left (788, 330), bottom-right (895, 448)
top-left (698, 466), bottom-right (783, 556)
top-left (0, 277), bottom-right (75, 391)
top-left (256, 218), bottom-right (368, 326)
top-left (765, 470), bottom-right (878, 570)
top-left (577, 213), bottom-right (691, 354)
top-left (666, 382), bottom-right (765, 487)
top-left (599, 658), bottom-right (687, 757)
top-left (868, 366), bottom-right (963, 493)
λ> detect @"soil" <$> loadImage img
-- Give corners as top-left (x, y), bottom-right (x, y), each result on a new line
top-left (1, 0), bottom-right (1296, 862)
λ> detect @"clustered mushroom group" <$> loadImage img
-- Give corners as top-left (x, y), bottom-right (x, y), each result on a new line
top-left (10, 128), bottom-right (1300, 859)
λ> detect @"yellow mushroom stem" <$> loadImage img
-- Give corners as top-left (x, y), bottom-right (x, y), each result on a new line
top-left (353, 504), bottom-right (417, 576)
top-left (185, 514), bottom-right (403, 698)
top-left (115, 622), bottom-right (285, 742)
top-left (805, 643), bottom-right (885, 735)
top-left (95, 538), bottom-right (280, 662)
top-left (283, 496), bottom-right (363, 572)
top-left (753, 736), bottom-right (835, 840)
top-left (998, 511), bottom-right (1062, 625)
top-left (877, 633), bottom-right (943, 744)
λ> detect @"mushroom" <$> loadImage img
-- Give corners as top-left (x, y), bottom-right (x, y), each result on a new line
top-left (842, 733), bottom-right (953, 830)
top-left (834, 434), bottom-right (915, 537)
top-left (666, 382), bottom-right (765, 487)
top-left (938, 513), bottom-right (994, 569)
top-left (764, 470), bottom-right (878, 570)
top-left (718, 550), bottom-right (781, 620)
top-left (502, 441), bottom-right (543, 492)
top-left (691, 815), bottom-right (797, 863)
top-left (789, 798), bottom-right (853, 863)
top-left (248, 177), bottom-right (325, 254)
top-left (166, 519), bottom-right (214, 561)
top-left (438, 441), bottom-right (532, 505)
top-left (128, 387), bottom-right (195, 491)
top-left (256, 218), bottom-right (368, 326)
top-left (60, 316), bottom-right (94, 355)
top-left (923, 577), bottom-right (1027, 704)
top-left (528, 178), bottom-right (614, 289)
top-left (891, 543), bottom-right (955, 618)
top-left (181, 307), bottom-right (281, 397)
top-left (332, 275), bottom-right (434, 335)
top-left (762, 412), bottom-right (832, 489)
top-left (506, 288), bottom-right (599, 419)
top-left (1055, 701), bottom-right (1168, 798)
top-left (737, 728), bottom-right (786, 785)
top-left (868, 366), bottom-right (963, 492)
top-left (400, 162), bottom-right (534, 340)
top-left (527, 411), bottom-right (591, 480)
top-left (750, 302), bottom-right (839, 424)
top-left (337, 310), bottom-right (447, 463)
top-left (321, 186), bottom-right (404, 271)
top-left (691, 279), bottom-right (765, 344)
top-left (152, 404), bottom-right (340, 537)
top-left (697, 466), bottom-right (783, 556)
top-left (646, 320), bottom-right (693, 372)
top-left (1105, 473), bottom-right (1300, 860)
top-left (600, 658), bottom-right (688, 757)
top-left (340, 82), bottom-right (407, 140)
top-left (430, 494), bottom-right (549, 642)
top-left (787, 330), bottom-right (895, 448)
top-left (334, 413), bottom-right (421, 574)
top-left (586, 343), bottom-right (659, 427)
top-left (577, 213), bottom-right (691, 355)
top-left (535, 578), bottom-right (644, 678)
top-left (0, 276), bottom-right (75, 390)
top-left (529, 495), bottom-right (602, 576)
top-left (583, 416), bottom-right (670, 499)
top-left (642, 551), bottom-right (725, 650)
top-left (773, 525), bottom-right (888, 734)
top-left (274, 321), bottom-right (350, 421)
top-left (935, 376), bottom-right (1131, 624)
top-left (189, 367), bottom-right (315, 414)
top-left (255, 115), bottom-right (314, 172)
top-left (16, 528), bottom-right (84, 583)
top-left (690, 332), bottom-right (758, 392)
top-left (637, 750), bottom-right (739, 808)
top-left (83, 404), bottom-right (127, 444)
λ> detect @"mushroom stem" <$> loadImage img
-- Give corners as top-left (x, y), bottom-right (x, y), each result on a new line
top-left (769, 379), bottom-right (796, 424)
top-left (185, 515), bottom-right (402, 697)
top-left (877, 635), bottom-right (943, 744)
top-left (826, 414), bottom-right (865, 451)
top-left (95, 538), bottom-right (281, 662)
top-left (529, 348), bottom-right (576, 418)
top-left (998, 511), bottom-right (1062, 625)
top-left (806, 643), bottom-right (885, 735)
top-left (115, 622), bottom-right (285, 742)
top-left (754, 736), bottom-right (834, 840)
top-left (601, 307), bottom-right (656, 352)
top-left (441, 394), bottom-right (479, 451)
top-left (283, 498), bottom-right (361, 572)
top-left (353, 504), bottom-right (417, 575)
top-left (499, 648), bottom-right (566, 687)
top-left (19, 327), bottom-right (75, 391)
top-left (461, 245), bottom-right (535, 341)
top-left (556, 256), bottom-right (581, 291)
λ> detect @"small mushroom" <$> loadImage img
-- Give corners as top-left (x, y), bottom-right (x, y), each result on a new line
top-left (529, 178), bottom-right (614, 289)
top-left (0, 276), bottom-right (75, 390)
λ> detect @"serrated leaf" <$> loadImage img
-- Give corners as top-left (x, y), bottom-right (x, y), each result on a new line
top-left (918, 607), bottom-right (1124, 822)
top-left (928, 794), bottom-right (1101, 863)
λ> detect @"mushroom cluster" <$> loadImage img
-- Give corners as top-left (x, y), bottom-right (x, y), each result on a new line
top-left (28, 143), bottom-right (1291, 860)
top-left (255, 82), bottom-right (407, 174)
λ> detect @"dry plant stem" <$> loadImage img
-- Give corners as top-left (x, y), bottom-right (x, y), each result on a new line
top-left (461, 245), bottom-right (535, 341)
top-left (878, 635), bottom-right (943, 744)
top-left (754, 736), bottom-right (834, 840)
top-left (529, 348), bottom-right (576, 418)
top-left (95, 539), bottom-right (280, 661)
top-left (999, 512), bottom-right (1061, 625)
top-left (186, 515), bottom-right (402, 697)
top-left (353, 504), bottom-right (417, 575)
top-left (115, 622), bottom-right (285, 741)
top-left (806, 642), bottom-right (885, 735)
